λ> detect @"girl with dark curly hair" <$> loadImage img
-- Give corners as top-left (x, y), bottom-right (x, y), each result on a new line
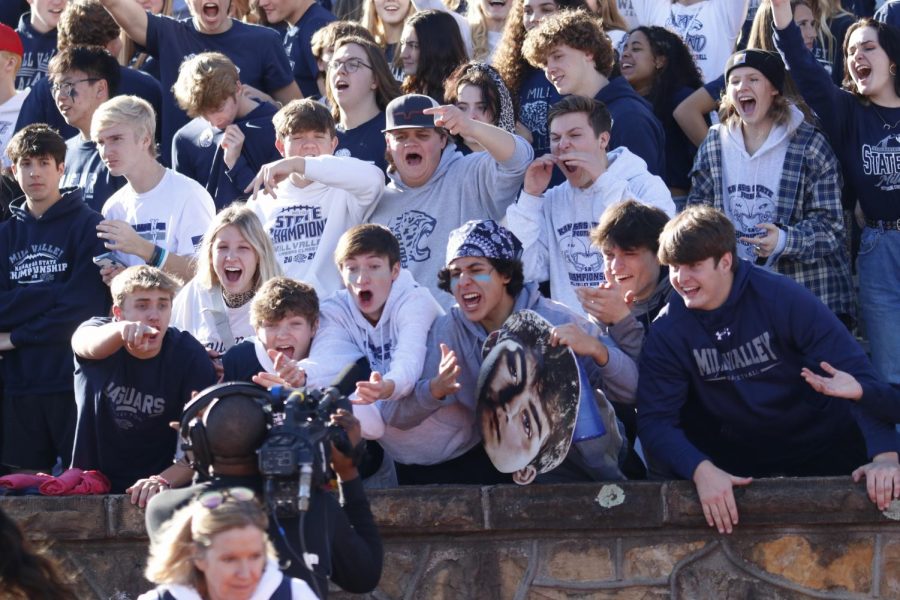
top-left (620, 26), bottom-right (703, 201)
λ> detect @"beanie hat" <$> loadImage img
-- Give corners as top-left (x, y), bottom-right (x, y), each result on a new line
top-left (725, 49), bottom-right (785, 93)
top-left (0, 24), bottom-right (23, 58)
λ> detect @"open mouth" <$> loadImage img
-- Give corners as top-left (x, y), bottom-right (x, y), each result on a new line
top-left (488, 0), bottom-right (506, 6)
top-left (202, 2), bottom-right (220, 19)
top-left (680, 285), bottom-right (699, 299)
top-left (405, 152), bottom-right (423, 166)
top-left (461, 292), bottom-right (481, 310)
top-left (562, 161), bottom-right (577, 174)
top-left (334, 79), bottom-right (350, 91)
top-left (855, 64), bottom-right (872, 83)
top-left (223, 266), bottom-right (242, 283)
top-left (275, 345), bottom-right (295, 359)
top-left (738, 95), bottom-right (756, 116)
top-left (357, 290), bottom-right (373, 304)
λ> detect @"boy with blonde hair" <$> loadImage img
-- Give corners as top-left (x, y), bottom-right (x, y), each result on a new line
top-left (93, 95), bottom-right (214, 284)
top-left (171, 52), bottom-right (279, 211)
top-left (71, 265), bottom-right (217, 494)
top-left (246, 98), bottom-right (384, 296)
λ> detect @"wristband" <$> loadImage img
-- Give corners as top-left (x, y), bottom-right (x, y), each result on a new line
top-left (147, 245), bottom-right (162, 267)
top-left (156, 248), bottom-right (168, 268)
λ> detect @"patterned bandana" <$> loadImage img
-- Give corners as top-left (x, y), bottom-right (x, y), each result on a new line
top-left (463, 63), bottom-right (516, 133)
top-left (446, 219), bottom-right (523, 264)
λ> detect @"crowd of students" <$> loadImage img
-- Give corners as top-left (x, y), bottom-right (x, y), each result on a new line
top-left (0, 0), bottom-right (899, 563)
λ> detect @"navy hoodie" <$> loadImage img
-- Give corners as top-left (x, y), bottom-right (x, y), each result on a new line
top-left (594, 76), bottom-right (666, 179)
top-left (14, 13), bottom-right (57, 91)
top-left (637, 260), bottom-right (897, 480)
top-left (0, 187), bottom-right (109, 395)
top-left (172, 100), bottom-right (280, 210)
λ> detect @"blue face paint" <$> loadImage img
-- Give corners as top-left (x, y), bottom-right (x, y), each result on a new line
top-left (450, 272), bottom-right (492, 290)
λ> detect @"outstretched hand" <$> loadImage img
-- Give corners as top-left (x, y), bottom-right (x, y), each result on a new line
top-left (429, 343), bottom-right (461, 399)
top-left (800, 361), bottom-right (863, 400)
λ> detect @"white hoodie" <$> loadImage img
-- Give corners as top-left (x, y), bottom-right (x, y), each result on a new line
top-left (506, 146), bottom-right (674, 319)
top-left (137, 559), bottom-right (316, 600)
top-left (249, 155), bottom-right (384, 296)
top-left (717, 106), bottom-right (802, 264)
top-left (300, 269), bottom-right (444, 443)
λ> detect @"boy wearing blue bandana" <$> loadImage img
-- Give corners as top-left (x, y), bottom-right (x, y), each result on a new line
top-left (382, 219), bottom-right (636, 485)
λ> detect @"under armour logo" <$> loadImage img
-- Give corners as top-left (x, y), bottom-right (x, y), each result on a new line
top-left (715, 328), bottom-right (732, 341)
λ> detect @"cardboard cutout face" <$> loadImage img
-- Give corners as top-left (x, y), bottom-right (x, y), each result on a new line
top-left (477, 309), bottom-right (579, 484)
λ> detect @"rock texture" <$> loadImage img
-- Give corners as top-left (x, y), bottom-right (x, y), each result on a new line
top-left (4, 477), bottom-right (900, 599)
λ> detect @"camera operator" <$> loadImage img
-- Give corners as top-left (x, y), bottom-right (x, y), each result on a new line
top-left (144, 387), bottom-right (383, 598)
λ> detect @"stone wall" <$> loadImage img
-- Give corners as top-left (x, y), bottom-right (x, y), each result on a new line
top-left (5, 477), bottom-right (900, 599)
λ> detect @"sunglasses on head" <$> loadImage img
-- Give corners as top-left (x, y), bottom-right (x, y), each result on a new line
top-left (196, 486), bottom-right (256, 510)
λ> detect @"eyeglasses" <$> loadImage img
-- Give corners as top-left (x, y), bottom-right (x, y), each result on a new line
top-left (196, 486), bottom-right (256, 509)
top-left (328, 58), bottom-right (373, 74)
top-left (50, 78), bottom-right (101, 98)
top-left (399, 40), bottom-right (419, 51)
top-left (449, 265), bottom-right (495, 289)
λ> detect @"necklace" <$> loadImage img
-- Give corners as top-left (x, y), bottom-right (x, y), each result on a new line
top-left (221, 287), bottom-right (255, 308)
top-left (871, 105), bottom-right (900, 130)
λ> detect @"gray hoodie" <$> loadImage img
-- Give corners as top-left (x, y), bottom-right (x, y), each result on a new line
top-left (369, 138), bottom-right (533, 310)
top-left (380, 282), bottom-right (637, 467)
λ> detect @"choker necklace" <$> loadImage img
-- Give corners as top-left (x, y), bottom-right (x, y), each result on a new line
top-left (222, 287), bottom-right (255, 308)
top-left (872, 105), bottom-right (900, 130)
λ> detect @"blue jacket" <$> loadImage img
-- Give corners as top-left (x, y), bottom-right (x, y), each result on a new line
top-left (637, 260), bottom-right (897, 479)
top-left (0, 188), bottom-right (109, 395)
top-left (595, 76), bottom-right (666, 179)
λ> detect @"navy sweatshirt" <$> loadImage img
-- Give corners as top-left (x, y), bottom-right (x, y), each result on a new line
top-left (594, 76), bottom-right (666, 178)
top-left (72, 319), bottom-right (218, 492)
top-left (0, 188), bottom-right (109, 395)
top-left (172, 100), bottom-right (280, 210)
top-left (14, 13), bottom-right (57, 91)
top-left (284, 2), bottom-right (336, 98)
top-left (222, 339), bottom-right (263, 383)
top-left (637, 260), bottom-right (897, 480)
top-left (144, 14), bottom-right (295, 167)
top-left (15, 66), bottom-right (163, 145)
top-left (62, 136), bottom-right (127, 213)
top-left (774, 20), bottom-right (900, 221)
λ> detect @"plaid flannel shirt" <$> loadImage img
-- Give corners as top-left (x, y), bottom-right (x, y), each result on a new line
top-left (687, 120), bottom-right (855, 318)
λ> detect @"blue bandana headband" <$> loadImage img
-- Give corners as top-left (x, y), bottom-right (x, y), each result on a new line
top-left (446, 219), bottom-right (523, 264)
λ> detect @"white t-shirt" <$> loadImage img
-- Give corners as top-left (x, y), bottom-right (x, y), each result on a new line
top-left (665, 0), bottom-right (751, 83)
top-left (102, 168), bottom-right (215, 267)
top-left (0, 89), bottom-right (29, 169)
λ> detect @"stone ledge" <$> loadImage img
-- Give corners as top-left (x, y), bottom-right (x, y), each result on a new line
top-left (4, 477), bottom-right (900, 540)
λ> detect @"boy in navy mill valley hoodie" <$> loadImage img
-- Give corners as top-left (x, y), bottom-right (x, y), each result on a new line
top-left (637, 206), bottom-right (900, 536)
top-left (0, 124), bottom-right (108, 473)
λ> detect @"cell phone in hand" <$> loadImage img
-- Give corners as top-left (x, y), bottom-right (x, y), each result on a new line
top-left (92, 252), bottom-right (125, 270)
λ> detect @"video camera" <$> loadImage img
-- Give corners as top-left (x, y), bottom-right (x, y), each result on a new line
top-left (258, 385), bottom-right (353, 516)
top-left (180, 360), bottom-right (368, 517)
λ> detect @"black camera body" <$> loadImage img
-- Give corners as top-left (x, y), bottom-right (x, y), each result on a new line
top-left (258, 386), bottom-right (353, 516)
top-left (180, 377), bottom-right (358, 518)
